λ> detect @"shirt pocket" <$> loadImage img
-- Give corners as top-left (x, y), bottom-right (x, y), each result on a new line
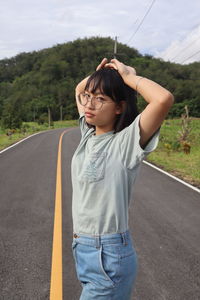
top-left (78, 151), bottom-right (107, 183)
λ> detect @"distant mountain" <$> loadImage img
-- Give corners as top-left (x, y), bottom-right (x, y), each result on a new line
top-left (0, 37), bottom-right (199, 129)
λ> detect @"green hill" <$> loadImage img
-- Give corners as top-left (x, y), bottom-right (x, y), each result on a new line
top-left (0, 36), bottom-right (200, 129)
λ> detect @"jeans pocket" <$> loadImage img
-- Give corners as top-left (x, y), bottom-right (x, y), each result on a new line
top-left (78, 152), bottom-right (107, 183)
top-left (99, 244), bottom-right (121, 287)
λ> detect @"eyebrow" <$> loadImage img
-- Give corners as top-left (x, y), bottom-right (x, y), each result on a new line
top-left (85, 92), bottom-right (105, 96)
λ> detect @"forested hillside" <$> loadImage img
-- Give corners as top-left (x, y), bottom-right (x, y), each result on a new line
top-left (0, 36), bottom-right (199, 129)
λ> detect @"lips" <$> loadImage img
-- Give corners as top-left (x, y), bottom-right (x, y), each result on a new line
top-left (85, 112), bottom-right (95, 117)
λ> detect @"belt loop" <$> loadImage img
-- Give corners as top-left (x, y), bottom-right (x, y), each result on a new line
top-left (95, 235), bottom-right (100, 249)
top-left (121, 232), bottom-right (127, 246)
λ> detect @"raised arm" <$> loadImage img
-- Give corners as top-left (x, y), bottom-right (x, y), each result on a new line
top-left (104, 58), bottom-right (174, 148)
top-left (75, 76), bottom-right (90, 115)
top-left (128, 75), bottom-right (174, 148)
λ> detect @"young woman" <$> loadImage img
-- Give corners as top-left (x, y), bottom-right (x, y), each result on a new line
top-left (71, 58), bottom-right (174, 299)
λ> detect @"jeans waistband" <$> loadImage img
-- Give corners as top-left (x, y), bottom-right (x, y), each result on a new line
top-left (72, 230), bottom-right (131, 248)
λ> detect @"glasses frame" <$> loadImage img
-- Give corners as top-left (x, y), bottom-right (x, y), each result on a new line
top-left (78, 92), bottom-right (114, 110)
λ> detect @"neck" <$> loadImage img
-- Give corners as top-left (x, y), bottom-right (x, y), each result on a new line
top-left (95, 125), bottom-right (114, 136)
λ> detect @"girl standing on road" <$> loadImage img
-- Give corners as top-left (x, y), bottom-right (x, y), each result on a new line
top-left (71, 58), bottom-right (174, 299)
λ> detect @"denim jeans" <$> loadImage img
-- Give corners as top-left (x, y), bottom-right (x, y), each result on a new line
top-left (71, 230), bottom-right (138, 299)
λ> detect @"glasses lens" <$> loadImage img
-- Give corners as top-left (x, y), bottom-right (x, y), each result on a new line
top-left (79, 94), bottom-right (88, 106)
top-left (93, 97), bottom-right (102, 110)
top-left (79, 93), bottom-right (103, 110)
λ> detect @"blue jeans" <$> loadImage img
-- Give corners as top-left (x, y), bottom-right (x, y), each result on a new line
top-left (71, 230), bottom-right (138, 299)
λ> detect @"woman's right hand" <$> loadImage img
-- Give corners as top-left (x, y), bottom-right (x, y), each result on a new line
top-left (96, 58), bottom-right (109, 71)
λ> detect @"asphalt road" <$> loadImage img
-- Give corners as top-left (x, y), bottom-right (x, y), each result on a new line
top-left (0, 127), bottom-right (199, 300)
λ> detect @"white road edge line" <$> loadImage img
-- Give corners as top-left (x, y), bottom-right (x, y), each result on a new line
top-left (143, 160), bottom-right (200, 194)
top-left (0, 131), bottom-right (46, 154)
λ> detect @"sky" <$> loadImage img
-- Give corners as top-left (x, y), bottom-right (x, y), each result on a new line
top-left (1, 0), bottom-right (200, 64)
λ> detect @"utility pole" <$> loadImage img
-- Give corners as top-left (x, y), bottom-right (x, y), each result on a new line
top-left (106, 36), bottom-right (126, 60)
top-left (113, 36), bottom-right (117, 59)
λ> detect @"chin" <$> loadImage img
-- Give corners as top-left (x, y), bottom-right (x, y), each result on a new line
top-left (85, 119), bottom-right (96, 126)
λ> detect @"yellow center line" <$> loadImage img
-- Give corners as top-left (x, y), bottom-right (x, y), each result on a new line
top-left (50, 129), bottom-right (69, 300)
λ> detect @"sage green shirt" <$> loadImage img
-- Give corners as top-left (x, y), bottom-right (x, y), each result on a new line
top-left (71, 113), bottom-right (160, 235)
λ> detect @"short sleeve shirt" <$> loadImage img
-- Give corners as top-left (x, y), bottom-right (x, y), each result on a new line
top-left (71, 113), bottom-right (160, 235)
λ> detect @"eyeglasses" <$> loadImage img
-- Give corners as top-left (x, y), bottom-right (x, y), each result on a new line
top-left (78, 93), bottom-right (113, 110)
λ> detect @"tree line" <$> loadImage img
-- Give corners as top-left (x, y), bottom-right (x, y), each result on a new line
top-left (0, 36), bottom-right (199, 129)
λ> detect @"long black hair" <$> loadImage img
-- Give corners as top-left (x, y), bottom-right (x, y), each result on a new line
top-left (84, 68), bottom-right (139, 133)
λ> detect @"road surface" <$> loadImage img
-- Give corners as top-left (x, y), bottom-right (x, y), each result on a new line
top-left (0, 127), bottom-right (199, 299)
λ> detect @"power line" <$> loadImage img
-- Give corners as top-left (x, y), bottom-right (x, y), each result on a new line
top-left (171, 35), bottom-right (200, 62)
top-left (127, 0), bottom-right (156, 45)
top-left (180, 48), bottom-right (200, 64)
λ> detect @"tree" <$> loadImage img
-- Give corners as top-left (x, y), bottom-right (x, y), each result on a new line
top-left (1, 95), bottom-right (23, 129)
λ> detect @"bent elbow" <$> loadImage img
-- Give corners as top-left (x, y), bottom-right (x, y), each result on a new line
top-left (167, 92), bottom-right (174, 107)
top-left (161, 91), bottom-right (174, 108)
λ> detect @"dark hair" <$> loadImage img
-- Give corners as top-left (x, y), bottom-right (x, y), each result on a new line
top-left (84, 68), bottom-right (139, 133)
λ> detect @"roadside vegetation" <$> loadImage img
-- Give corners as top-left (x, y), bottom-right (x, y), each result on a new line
top-left (147, 115), bottom-right (200, 188)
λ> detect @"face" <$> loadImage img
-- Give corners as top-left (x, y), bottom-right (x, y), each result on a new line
top-left (83, 89), bottom-right (122, 130)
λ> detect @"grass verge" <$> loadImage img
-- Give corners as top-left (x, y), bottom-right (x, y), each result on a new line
top-left (146, 118), bottom-right (200, 189)
top-left (0, 120), bottom-right (78, 151)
